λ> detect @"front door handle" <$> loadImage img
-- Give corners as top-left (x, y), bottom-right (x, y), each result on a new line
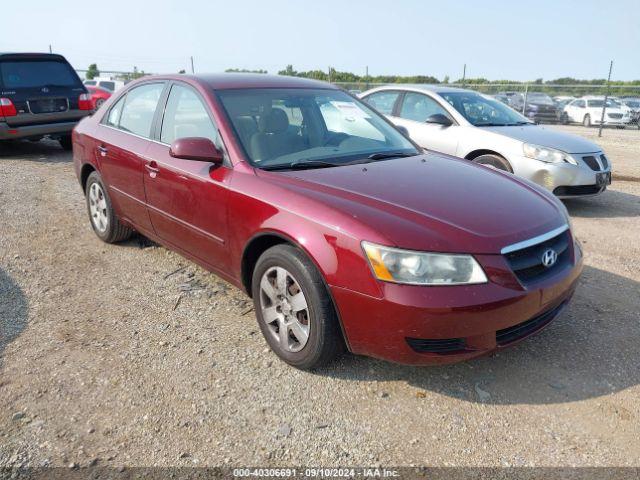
top-left (97, 145), bottom-right (108, 156)
top-left (145, 161), bottom-right (160, 178)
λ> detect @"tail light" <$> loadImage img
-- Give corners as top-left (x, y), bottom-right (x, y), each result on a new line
top-left (0, 98), bottom-right (17, 117)
top-left (78, 93), bottom-right (92, 110)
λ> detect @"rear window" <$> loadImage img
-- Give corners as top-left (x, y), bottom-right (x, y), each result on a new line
top-left (0, 60), bottom-right (81, 89)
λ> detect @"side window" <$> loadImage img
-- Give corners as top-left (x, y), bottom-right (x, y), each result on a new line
top-left (575, 100), bottom-right (585, 108)
top-left (363, 91), bottom-right (400, 115)
top-left (119, 83), bottom-right (164, 138)
top-left (160, 84), bottom-right (220, 146)
top-left (99, 81), bottom-right (116, 91)
top-left (400, 92), bottom-right (450, 122)
top-left (103, 95), bottom-right (126, 127)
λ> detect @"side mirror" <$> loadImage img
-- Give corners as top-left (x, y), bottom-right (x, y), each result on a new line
top-left (396, 125), bottom-right (410, 137)
top-left (169, 137), bottom-right (223, 164)
top-left (425, 114), bottom-right (453, 127)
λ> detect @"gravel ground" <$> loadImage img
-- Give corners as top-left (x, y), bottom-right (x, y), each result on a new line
top-left (0, 126), bottom-right (639, 470)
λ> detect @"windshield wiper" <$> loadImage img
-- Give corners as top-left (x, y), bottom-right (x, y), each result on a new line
top-left (366, 152), bottom-right (417, 160)
top-left (260, 159), bottom-right (339, 171)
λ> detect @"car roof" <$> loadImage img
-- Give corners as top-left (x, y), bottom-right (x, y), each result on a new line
top-left (0, 52), bottom-right (68, 61)
top-left (367, 84), bottom-right (471, 95)
top-left (132, 73), bottom-right (338, 91)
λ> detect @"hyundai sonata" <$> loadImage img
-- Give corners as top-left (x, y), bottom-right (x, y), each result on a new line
top-left (72, 74), bottom-right (583, 369)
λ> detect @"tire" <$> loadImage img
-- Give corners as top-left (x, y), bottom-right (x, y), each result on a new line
top-left (95, 98), bottom-right (105, 109)
top-left (561, 113), bottom-right (569, 125)
top-left (471, 154), bottom-right (513, 173)
top-left (583, 114), bottom-right (591, 128)
top-left (59, 135), bottom-right (72, 150)
top-left (251, 244), bottom-right (343, 370)
top-left (85, 171), bottom-right (133, 243)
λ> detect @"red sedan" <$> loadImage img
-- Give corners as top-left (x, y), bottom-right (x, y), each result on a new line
top-left (85, 85), bottom-right (111, 110)
top-left (72, 74), bottom-right (582, 369)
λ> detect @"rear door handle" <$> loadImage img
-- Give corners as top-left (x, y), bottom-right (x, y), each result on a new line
top-left (97, 145), bottom-right (108, 156)
top-left (145, 161), bottom-right (160, 178)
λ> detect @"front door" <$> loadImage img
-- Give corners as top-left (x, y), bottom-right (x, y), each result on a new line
top-left (143, 82), bottom-right (231, 271)
top-left (392, 92), bottom-right (459, 156)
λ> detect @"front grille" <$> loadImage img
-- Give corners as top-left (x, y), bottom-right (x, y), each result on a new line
top-left (406, 337), bottom-right (466, 354)
top-left (599, 154), bottom-right (609, 169)
top-left (553, 185), bottom-right (604, 196)
top-left (608, 113), bottom-right (623, 119)
top-left (27, 98), bottom-right (68, 114)
top-left (582, 155), bottom-right (601, 171)
top-left (504, 230), bottom-right (571, 285)
top-left (496, 302), bottom-right (566, 346)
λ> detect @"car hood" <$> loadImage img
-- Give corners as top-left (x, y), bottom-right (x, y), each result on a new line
top-left (261, 153), bottom-right (566, 254)
top-left (483, 125), bottom-right (601, 153)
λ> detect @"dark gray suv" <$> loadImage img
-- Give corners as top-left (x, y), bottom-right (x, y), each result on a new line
top-left (0, 53), bottom-right (91, 150)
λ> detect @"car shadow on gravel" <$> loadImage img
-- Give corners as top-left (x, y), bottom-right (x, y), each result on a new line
top-left (0, 139), bottom-right (70, 163)
top-left (0, 268), bottom-right (28, 367)
top-left (564, 188), bottom-right (640, 218)
top-left (320, 266), bottom-right (640, 405)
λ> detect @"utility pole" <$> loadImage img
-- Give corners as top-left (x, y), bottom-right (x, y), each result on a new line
top-left (49, 44), bottom-right (52, 53)
top-left (461, 64), bottom-right (466, 88)
top-left (365, 65), bottom-right (369, 90)
top-left (598, 60), bottom-right (613, 138)
top-left (190, 56), bottom-right (195, 74)
top-left (328, 66), bottom-right (332, 83)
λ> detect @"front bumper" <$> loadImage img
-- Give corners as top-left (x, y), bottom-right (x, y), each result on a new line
top-left (0, 120), bottom-right (81, 140)
top-left (511, 154), bottom-right (611, 198)
top-left (331, 247), bottom-right (583, 366)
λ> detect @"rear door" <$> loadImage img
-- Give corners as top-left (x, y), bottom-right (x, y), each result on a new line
top-left (0, 54), bottom-right (88, 127)
top-left (96, 82), bottom-right (166, 233)
top-left (144, 82), bottom-right (231, 270)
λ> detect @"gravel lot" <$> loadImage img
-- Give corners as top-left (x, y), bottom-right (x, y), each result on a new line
top-left (0, 126), bottom-right (639, 470)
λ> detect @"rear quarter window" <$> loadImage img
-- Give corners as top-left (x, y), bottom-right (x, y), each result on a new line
top-left (0, 60), bottom-right (81, 88)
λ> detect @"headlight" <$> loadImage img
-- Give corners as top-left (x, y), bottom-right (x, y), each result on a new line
top-left (523, 143), bottom-right (578, 165)
top-left (362, 242), bottom-right (488, 285)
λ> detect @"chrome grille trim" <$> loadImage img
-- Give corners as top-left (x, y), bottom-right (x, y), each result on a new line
top-left (500, 224), bottom-right (569, 255)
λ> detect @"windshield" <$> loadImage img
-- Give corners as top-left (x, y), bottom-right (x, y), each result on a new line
top-left (439, 92), bottom-right (531, 126)
top-left (0, 60), bottom-right (81, 88)
top-left (217, 88), bottom-right (418, 169)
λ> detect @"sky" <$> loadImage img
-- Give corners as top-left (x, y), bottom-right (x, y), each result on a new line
top-left (2, 0), bottom-right (639, 81)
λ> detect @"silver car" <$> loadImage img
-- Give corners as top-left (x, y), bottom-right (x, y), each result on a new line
top-left (360, 85), bottom-right (612, 197)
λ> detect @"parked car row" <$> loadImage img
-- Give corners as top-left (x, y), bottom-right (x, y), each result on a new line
top-left (490, 91), bottom-right (638, 128)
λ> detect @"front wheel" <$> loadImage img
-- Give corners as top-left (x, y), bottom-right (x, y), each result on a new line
top-left (85, 171), bottom-right (133, 243)
top-left (583, 114), bottom-right (591, 128)
top-left (471, 154), bottom-right (513, 173)
top-left (251, 244), bottom-right (343, 370)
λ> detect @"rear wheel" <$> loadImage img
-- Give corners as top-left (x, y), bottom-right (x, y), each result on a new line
top-left (59, 135), bottom-right (72, 150)
top-left (95, 98), bottom-right (105, 109)
top-left (471, 154), bottom-right (513, 173)
top-left (85, 171), bottom-right (133, 243)
top-left (251, 244), bottom-right (343, 370)
top-left (583, 114), bottom-right (591, 128)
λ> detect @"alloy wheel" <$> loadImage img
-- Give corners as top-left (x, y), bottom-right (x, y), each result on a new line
top-left (88, 182), bottom-right (109, 233)
top-left (259, 266), bottom-right (310, 353)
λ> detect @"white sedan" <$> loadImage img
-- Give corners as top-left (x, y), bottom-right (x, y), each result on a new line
top-left (564, 96), bottom-right (630, 127)
top-left (360, 85), bottom-right (612, 197)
